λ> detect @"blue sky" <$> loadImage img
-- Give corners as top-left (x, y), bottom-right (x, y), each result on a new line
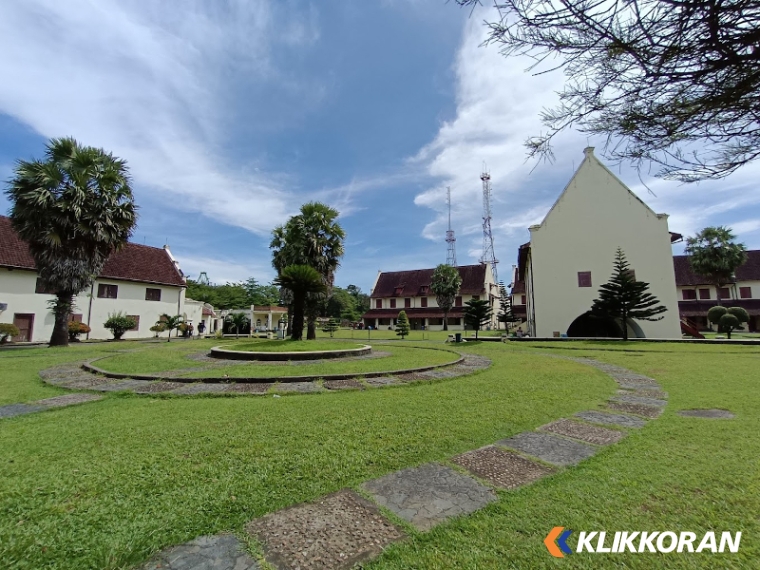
top-left (2, 1), bottom-right (760, 293)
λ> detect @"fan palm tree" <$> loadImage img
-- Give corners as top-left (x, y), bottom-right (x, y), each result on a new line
top-left (158, 314), bottom-right (185, 342)
top-left (6, 137), bottom-right (137, 346)
top-left (270, 202), bottom-right (345, 339)
top-left (225, 312), bottom-right (250, 339)
top-left (274, 265), bottom-right (327, 340)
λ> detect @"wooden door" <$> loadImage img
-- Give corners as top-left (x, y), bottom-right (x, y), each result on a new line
top-left (12, 314), bottom-right (34, 342)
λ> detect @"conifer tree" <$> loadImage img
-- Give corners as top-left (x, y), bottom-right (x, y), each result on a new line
top-left (591, 248), bottom-right (667, 340)
top-left (395, 310), bottom-right (410, 340)
top-left (497, 281), bottom-right (517, 329)
top-left (463, 298), bottom-right (492, 339)
top-left (322, 317), bottom-right (340, 338)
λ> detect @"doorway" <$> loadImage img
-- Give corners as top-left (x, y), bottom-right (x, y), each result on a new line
top-left (13, 313), bottom-right (35, 342)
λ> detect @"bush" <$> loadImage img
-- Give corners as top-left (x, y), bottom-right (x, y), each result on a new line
top-left (708, 305), bottom-right (749, 337)
top-left (0, 323), bottom-right (20, 344)
top-left (149, 323), bottom-right (166, 338)
top-left (707, 306), bottom-right (727, 326)
top-left (68, 321), bottom-right (91, 342)
top-left (103, 312), bottom-right (137, 340)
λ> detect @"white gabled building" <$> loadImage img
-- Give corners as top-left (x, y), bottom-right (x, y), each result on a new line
top-left (0, 215), bottom-right (189, 342)
top-left (518, 148), bottom-right (682, 338)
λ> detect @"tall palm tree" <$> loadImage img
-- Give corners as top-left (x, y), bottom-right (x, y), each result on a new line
top-left (275, 265), bottom-right (326, 340)
top-left (157, 314), bottom-right (185, 342)
top-left (6, 137), bottom-right (137, 346)
top-left (225, 312), bottom-right (250, 339)
top-left (270, 202), bottom-right (345, 339)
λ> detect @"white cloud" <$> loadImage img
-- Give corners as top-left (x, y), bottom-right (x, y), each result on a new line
top-left (0, 0), bottom-right (321, 235)
top-left (177, 253), bottom-right (274, 285)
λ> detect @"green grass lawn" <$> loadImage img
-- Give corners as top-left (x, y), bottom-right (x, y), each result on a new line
top-left (1, 340), bottom-right (758, 569)
top-left (223, 340), bottom-right (366, 352)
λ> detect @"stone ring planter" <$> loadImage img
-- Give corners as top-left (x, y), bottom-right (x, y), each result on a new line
top-left (208, 344), bottom-right (372, 361)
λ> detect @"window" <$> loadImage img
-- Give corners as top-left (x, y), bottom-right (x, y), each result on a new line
top-left (404, 298), bottom-right (411, 308)
top-left (390, 299), bottom-right (396, 309)
top-left (699, 288), bottom-right (711, 300)
top-left (35, 278), bottom-right (56, 294)
top-left (421, 297), bottom-right (428, 308)
top-left (521, 295), bottom-right (527, 305)
top-left (378, 318), bottom-right (391, 326)
top-left (740, 286), bottom-right (752, 299)
top-left (718, 287), bottom-right (731, 300)
top-left (145, 288), bottom-right (162, 301)
top-left (455, 296), bottom-right (462, 307)
top-left (71, 314), bottom-right (83, 322)
top-left (577, 271), bottom-right (592, 287)
top-left (447, 317), bottom-right (460, 326)
top-left (128, 315), bottom-right (140, 331)
top-left (394, 287), bottom-right (403, 296)
top-left (682, 289), bottom-right (697, 300)
top-left (375, 299), bottom-right (382, 309)
top-left (420, 285), bottom-right (429, 295)
top-left (97, 284), bottom-right (118, 299)
top-left (428, 318), bottom-right (443, 326)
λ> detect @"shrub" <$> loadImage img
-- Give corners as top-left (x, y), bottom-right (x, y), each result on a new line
top-left (150, 323), bottom-right (166, 338)
top-left (708, 306), bottom-right (749, 338)
top-left (103, 312), bottom-right (137, 340)
top-left (0, 323), bottom-right (20, 344)
top-left (68, 321), bottom-right (91, 342)
top-left (396, 311), bottom-right (410, 339)
top-left (322, 318), bottom-right (340, 338)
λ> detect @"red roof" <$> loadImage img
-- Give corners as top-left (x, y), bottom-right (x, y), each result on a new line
top-left (362, 308), bottom-right (466, 319)
top-left (0, 215), bottom-right (185, 287)
top-left (673, 251), bottom-right (760, 286)
top-left (678, 299), bottom-right (760, 317)
top-left (254, 306), bottom-right (287, 312)
top-left (371, 264), bottom-right (488, 298)
top-left (512, 279), bottom-right (526, 295)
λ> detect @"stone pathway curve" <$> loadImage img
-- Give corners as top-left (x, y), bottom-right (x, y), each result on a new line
top-left (0, 393), bottom-right (103, 420)
top-left (137, 356), bottom-right (670, 570)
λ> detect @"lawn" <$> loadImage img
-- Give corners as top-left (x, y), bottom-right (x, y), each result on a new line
top-left (1, 339), bottom-right (758, 569)
top-left (223, 340), bottom-right (366, 352)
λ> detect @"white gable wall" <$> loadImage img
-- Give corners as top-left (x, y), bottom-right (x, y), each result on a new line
top-left (528, 149), bottom-right (681, 338)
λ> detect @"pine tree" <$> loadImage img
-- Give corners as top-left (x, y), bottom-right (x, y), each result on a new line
top-left (591, 248), bottom-right (667, 340)
top-left (463, 298), bottom-right (492, 340)
top-left (395, 311), bottom-right (410, 339)
top-left (496, 281), bottom-right (517, 329)
top-left (322, 317), bottom-right (340, 338)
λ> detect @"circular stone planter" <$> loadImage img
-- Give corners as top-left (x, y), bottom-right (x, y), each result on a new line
top-left (208, 344), bottom-right (372, 361)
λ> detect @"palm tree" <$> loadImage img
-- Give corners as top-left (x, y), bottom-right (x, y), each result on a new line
top-left (274, 265), bottom-right (327, 340)
top-left (158, 314), bottom-right (185, 342)
top-left (685, 227), bottom-right (747, 306)
top-left (6, 137), bottom-right (137, 346)
top-left (270, 202), bottom-right (345, 339)
top-left (225, 312), bottom-right (250, 339)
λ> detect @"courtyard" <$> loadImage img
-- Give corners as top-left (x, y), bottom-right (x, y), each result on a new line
top-left (0, 335), bottom-right (757, 569)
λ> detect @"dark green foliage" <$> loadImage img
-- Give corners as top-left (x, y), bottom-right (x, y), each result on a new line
top-left (590, 248), bottom-right (667, 340)
top-left (463, 298), bottom-right (492, 339)
top-left (68, 321), bottom-right (90, 342)
top-left (431, 264), bottom-right (462, 331)
top-left (708, 306), bottom-right (749, 338)
top-left (185, 278), bottom-right (280, 310)
top-left (275, 265), bottom-right (327, 341)
top-left (225, 313), bottom-right (250, 339)
top-left (719, 314), bottom-right (741, 339)
top-left (322, 318), bottom-right (340, 338)
top-left (6, 137), bottom-right (137, 346)
top-left (685, 227), bottom-right (747, 305)
top-left (396, 311), bottom-right (411, 339)
top-left (157, 314), bottom-right (184, 342)
top-left (0, 323), bottom-right (20, 344)
top-left (497, 281), bottom-right (518, 328)
top-left (103, 312), bottom-right (137, 341)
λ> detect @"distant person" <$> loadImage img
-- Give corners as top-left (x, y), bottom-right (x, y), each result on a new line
top-left (198, 321), bottom-right (206, 336)
top-left (188, 323), bottom-right (194, 338)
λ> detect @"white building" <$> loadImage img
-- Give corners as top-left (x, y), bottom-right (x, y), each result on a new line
top-left (362, 264), bottom-right (499, 331)
top-left (518, 148), bottom-right (682, 338)
top-left (0, 215), bottom-right (188, 342)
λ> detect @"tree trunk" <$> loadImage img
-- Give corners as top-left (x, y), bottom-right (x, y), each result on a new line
top-left (49, 292), bottom-right (74, 347)
top-left (622, 312), bottom-right (628, 341)
top-left (715, 283), bottom-right (723, 306)
top-left (291, 294), bottom-right (305, 341)
top-left (443, 309), bottom-right (449, 331)
top-left (307, 317), bottom-right (316, 340)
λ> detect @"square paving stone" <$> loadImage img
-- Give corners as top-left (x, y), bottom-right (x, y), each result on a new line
top-left (35, 394), bottom-right (103, 408)
top-left (607, 401), bottom-right (663, 419)
top-left (141, 533), bottom-right (259, 570)
top-left (273, 382), bottom-right (323, 393)
top-left (575, 410), bottom-right (647, 429)
top-left (133, 381), bottom-right (187, 394)
top-left (170, 383), bottom-right (233, 395)
top-left (56, 376), bottom-right (114, 389)
top-left (617, 388), bottom-right (668, 399)
top-left (91, 379), bottom-right (152, 392)
top-left (0, 403), bottom-right (47, 419)
top-left (365, 377), bottom-right (401, 387)
top-left (611, 394), bottom-right (667, 407)
top-left (496, 432), bottom-right (597, 467)
top-left (538, 418), bottom-right (625, 446)
top-left (246, 489), bottom-right (404, 570)
top-left (362, 463), bottom-right (497, 531)
top-left (324, 379), bottom-right (365, 390)
top-left (617, 380), bottom-right (662, 391)
top-left (452, 446), bottom-right (554, 489)
top-left (224, 383), bottom-right (273, 394)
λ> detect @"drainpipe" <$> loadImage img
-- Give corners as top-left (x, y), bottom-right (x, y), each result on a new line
top-left (177, 288), bottom-right (182, 338)
top-left (85, 282), bottom-right (95, 340)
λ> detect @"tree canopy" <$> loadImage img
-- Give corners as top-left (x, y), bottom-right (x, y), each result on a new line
top-left (6, 137), bottom-right (137, 346)
top-left (456, 0), bottom-right (760, 182)
top-left (463, 298), bottom-right (493, 339)
top-left (685, 227), bottom-right (747, 305)
top-left (431, 264), bottom-right (462, 331)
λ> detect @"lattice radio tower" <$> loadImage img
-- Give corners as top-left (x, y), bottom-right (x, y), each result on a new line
top-left (480, 166), bottom-right (498, 284)
top-left (445, 186), bottom-right (457, 267)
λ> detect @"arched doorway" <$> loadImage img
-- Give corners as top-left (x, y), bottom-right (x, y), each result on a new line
top-left (567, 312), bottom-right (623, 338)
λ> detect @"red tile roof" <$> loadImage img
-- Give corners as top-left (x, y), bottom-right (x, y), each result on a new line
top-left (371, 264), bottom-right (488, 298)
top-left (362, 308), bottom-right (466, 319)
top-left (0, 215), bottom-right (186, 287)
top-left (678, 299), bottom-right (760, 317)
top-left (673, 251), bottom-right (760, 286)
top-left (511, 279), bottom-right (526, 295)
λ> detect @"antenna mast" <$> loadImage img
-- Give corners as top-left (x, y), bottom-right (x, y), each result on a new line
top-left (480, 166), bottom-right (498, 284)
top-left (445, 186), bottom-right (457, 267)
top-left (198, 272), bottom-right (210, 285)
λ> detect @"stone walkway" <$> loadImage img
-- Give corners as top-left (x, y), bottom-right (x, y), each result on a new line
top-left (0, 393), bottom-right (102, 420)
top-left (137, 357), bottom-right (671, 570)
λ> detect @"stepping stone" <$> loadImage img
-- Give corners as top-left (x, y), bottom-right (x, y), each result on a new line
top-left (678, 409), bottom-right (735, 419)
top-left (170, 383), bottom-right (232, 395)
top-left (140, 533), bottom-right (259, 570)
top-left (34, 394), bottom-right (103, 408)
top-left (539, 419), bottom-right (625, 446)
top-left (133, 381), bottom-right (187, 394)
top-left (452, 446), bottom-right (554, 489)
top-left (365, 377), bottom-right (401, 387)
top-left (324, 379), bottom-right (364, 390)
top-left (496, 432), bottom-right (597, 467)
top-left (362, 463), bottom-right (496, 531)
top-left (617, 380), bottom-right (662, 391)
top-left (613, 376), bottom-right (659, 386)
top-left (273, 382), bottom-right (323, 393)
top-left (617, 388), bottom-right (667, 400)
top-left (224, 383), bottom-right (273, 394)
top-left (575, 410), bottom-right (647, 429)
top-left (611, 394), bottom-right (667, 407)
top-left (55, 376), bottom-right (114, 389)
top-left (91, 379), bottom-right (153, 392)
top-left (0, 403), bottom-right (47, 419)
top-left (247, 489), bottom-right (404, 570)
top-left (607, 401), bottom-right (663, 419)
